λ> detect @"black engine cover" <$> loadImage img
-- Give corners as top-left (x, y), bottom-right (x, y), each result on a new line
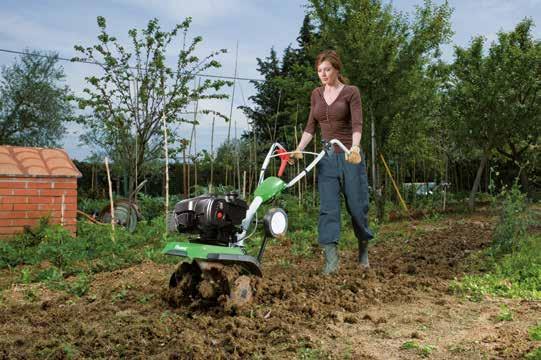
top-left (171, 193), bottom-right (248, 246)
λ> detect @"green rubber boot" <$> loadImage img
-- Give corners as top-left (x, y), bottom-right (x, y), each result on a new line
top-left (322, 243), bottom-right (339, 275)
top-left (358, 239), bottom-right (369, 269)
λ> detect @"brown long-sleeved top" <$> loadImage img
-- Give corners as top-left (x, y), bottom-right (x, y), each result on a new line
top-left (304, 85), bottom-right (363, 152)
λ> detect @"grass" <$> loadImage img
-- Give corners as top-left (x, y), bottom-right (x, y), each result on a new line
top-left (450, 233), bottom-right (541, 301)
top-left (451, 185), bottom-right (541, 301)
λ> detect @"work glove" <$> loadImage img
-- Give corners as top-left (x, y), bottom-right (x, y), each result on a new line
top-left (287, 148), bottom-right (303, 165)
top-left (345, 145), bottom-right (362, 164)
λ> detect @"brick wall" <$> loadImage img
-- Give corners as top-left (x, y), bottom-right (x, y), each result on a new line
top-left (0, 176), bottom-right (77, 238)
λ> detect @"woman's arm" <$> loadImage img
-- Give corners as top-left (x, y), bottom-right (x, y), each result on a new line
top-left (350, 86), bottom-right (363, 148)
top-left (352, 131), bottom-right (361, 148)
top-left (297, 131), bottom-right (314, 151)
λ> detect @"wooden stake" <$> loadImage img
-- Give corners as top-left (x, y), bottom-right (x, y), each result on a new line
top-left (380, 153), bottom-right (408, 213)
top-left (61, 192), bottom-right (66, 226)
top-left (105, 157), bottom-right (115, 242)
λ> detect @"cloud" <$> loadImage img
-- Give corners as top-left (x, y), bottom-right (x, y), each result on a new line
top-left (0, 14), bottom-right (84, 55)
top-left (112, 0), bottom-right (260, 25)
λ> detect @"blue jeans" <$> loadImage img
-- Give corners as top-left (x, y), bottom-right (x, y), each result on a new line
top-left (317, 150), bottom-right (373, 245)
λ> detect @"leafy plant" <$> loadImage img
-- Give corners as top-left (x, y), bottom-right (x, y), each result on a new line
top-left (525, 347), bottom-right (541, 359)
top-left (419, 344), bottom-right (436, 358)
top-left (20, 268), bottom-right (32, 284)
top-left (401, 341), bottom-right (435, 357)
top-left (497, 305), bottom-right (513, 321)
top-left (401, 341), bottom-right (420, 350)
top-left (529, 322), bottom-right (541, 341)
top-left (68, 273), bottom-right (92, 297)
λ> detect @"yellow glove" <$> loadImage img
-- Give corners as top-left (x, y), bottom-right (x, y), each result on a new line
top-left (345, 145), bottom-right (362, 164)
top-left (288, 148), bottom-right (303, 165)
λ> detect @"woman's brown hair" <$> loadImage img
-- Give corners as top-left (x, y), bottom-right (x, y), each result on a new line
top-left (315, 50), bottom-right (349, 84)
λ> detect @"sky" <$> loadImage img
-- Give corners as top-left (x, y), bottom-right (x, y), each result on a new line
top-left (1, 0), bottom-right (540, 160)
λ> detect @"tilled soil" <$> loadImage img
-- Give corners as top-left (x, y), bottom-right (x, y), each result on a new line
top-left (0, 213), bottom-right (539, 359)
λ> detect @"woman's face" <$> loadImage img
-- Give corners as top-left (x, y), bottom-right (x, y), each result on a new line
top-left (317, 60), bottom-right (339, 86)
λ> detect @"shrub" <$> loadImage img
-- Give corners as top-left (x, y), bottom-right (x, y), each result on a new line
top-left (491, 183), bottom-right (530, 256)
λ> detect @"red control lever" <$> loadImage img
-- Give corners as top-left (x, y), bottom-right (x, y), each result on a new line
top-left (275, 148), bottom-right (290, 177)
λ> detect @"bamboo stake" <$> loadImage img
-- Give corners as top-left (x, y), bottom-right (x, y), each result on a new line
top-left (194, 126), bottom-right (198, 190)
top-left (210, 116), bottom-right (216, 193)
top-left (312, 132), bottom-right (317, 207)
top-left (243, 170), bottom-right (246, 199)
top-left (226, 41), bottom-right (238, 143)
top-left (226, 42), bottom-right (239, 190)
top-left (302, 125), bottom-right (307, 200)
top-left (371, 117), bottom-right (376, 191)
top-left (105, 157), bottom-right (115, 242)
top-left (163, 111), bottom-right (170, 229)
top-left (188, 78), bottom-right (200, 197)
top-left (294, 105), bottom-right (301, 205)
top-left (182, 144), bottom-right (187, 198)
top-left (194, 80), bottom-right (200, 190)
top-left (272, 91), bottom-right (282, 177)
top-left (134, 77), bottom-right (139, 192)
top-left (235, 120), bottom-right (241, 192)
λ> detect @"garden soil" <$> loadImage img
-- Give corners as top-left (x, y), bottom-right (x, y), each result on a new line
top-left (1, 211), bottom-right (539, 359)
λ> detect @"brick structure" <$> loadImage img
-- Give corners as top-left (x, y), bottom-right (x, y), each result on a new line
top-left (0, 146), bottom-right (82, 238)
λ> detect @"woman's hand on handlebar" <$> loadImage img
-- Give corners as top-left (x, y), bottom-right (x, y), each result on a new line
top-left (345, 145), bottom-right (362, 164)
top-left (287, 148), bottom-right (303, 165)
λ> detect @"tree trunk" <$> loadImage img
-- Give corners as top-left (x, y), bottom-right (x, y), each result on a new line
top-left (519, 169), bottom-right (531, 199)
top-left (91, 165), bottom-right (95, 192)
top-left (468, 152), bottom-right (488, 210)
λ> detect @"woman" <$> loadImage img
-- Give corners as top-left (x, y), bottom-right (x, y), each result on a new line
top-left (290, 50), bottom-right (373, 275)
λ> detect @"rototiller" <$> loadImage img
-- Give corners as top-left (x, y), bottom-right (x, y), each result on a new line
top-left (163, 139), bottom-right (349, 307)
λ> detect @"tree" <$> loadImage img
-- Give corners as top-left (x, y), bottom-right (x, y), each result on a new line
top-left (73, 17), bottom-right (230, 195)
top-left (490, 19), bottom-right (541, 198)
top-left (0, 50), bottom-right (77, 147)
top-left (446, 37), bottom-right (495, 208)
top-left (448, 19), bottom-right (541, 207)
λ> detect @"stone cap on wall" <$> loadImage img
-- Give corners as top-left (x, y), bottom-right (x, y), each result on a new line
top-left (0, 146), bottom-right (82, 178)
